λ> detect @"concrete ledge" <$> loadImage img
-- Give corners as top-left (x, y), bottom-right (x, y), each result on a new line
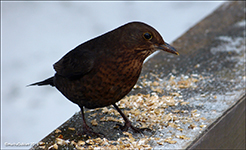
top-left (31, 1), bottom-right (245, 149)
top-left (187, 95), bottom-right (245, 149)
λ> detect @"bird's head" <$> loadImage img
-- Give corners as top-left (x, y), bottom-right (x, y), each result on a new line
top-left (116, 22), bottom-right (179, 59)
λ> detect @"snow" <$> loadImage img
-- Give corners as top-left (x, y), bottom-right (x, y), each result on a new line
top-left (211, 36), bottom-right (245, 54)
top-left (1, 1), bottom-right (224, 149)
top-left (234, 19), bottom-right (246, 27)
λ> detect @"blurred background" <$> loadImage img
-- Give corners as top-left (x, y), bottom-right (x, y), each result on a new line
top-left (2, 1), bottom-right (225, 149)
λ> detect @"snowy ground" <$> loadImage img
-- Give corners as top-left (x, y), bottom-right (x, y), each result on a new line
top-left (1, 1), bottom-right (224, 149)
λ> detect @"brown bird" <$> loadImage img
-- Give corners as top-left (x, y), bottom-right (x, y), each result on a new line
top-left (29, 21), bottom-right (178, 135)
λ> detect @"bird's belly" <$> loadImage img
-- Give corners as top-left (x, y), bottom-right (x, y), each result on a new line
top-left (54, 65), bottom-right (141, 109)
top-left (79, 69), bottom-right (139, 108)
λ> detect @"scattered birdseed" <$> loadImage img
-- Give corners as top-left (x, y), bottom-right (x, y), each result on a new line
top-left (177, 127), bottom-right (184, 132)
top-left (55, 129), bottom-right (62, 134)
top-left (188, 124), bottom-right (197, 129)
top-left (164, 138), bottom-right (177, 144)
top-left (93, 138), bottom-right (103, 144)
top-left (181, 101), bottom-right (190, 105)
top-left (191, 113), bottom-right (200, 117)
top-left (38, 145), bottom-right (45, 149)
top-left (181, 110), bottom-right (189, 113)
top-left (133, 84), bottom-right (143, 89)
top-left (172, 110), bottom-right (180, 113)
top-left (56, 138), bottom-right (68, 145)
top-left (170, 92), bottom-right (180, 96)
top-left (38, 141), bottom-right (45, 146)
top-left (48, 143), bottom-right (58, 150)
top-left (86, 139), bottom-right (95, 145)
top-left (34, 73), bottom-right (211, 149)
top-left (68, 127), bottom-right (75, 131)
top-left (100, 116), bottom-right (123, 123)
top-left (150, 87), bottom-right (163, 93)
top-left (194, 64), bottom-right (200, 68)
top-left (91, 119), bottom-right (98, 126)
top-left (76, 144), bottom-right (85, 150)
top-left (57, 134), bottom-right (63, 139)
top-left (200, 117), bottom-right (206, 120)
top-left (77, 140), bottom-right (85, 146)
top-left (168, 122), bottom-right (179, 128)
top-left (89, 113), bottom-right (97, 117)
top-left (70, 140), bottom-right (77, 146)
top-left (152, 81), bottom-right (160, 86)
top-left (176, 135), bottom-right (190, 140)
top-left (200, 124), bottom-right (207, 128)
top-left (191, 109), bottom-right (197, 113)
top-left (201, 94), bottom-right (206, 97)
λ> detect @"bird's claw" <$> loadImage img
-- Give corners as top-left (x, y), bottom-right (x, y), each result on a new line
top-left (116, 123), bottom-right (151, 133)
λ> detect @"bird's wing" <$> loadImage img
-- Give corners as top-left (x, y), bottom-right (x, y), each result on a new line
top-left (53, 48), bottom-right (95, 78)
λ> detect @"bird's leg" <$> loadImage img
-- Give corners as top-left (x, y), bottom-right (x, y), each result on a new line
top-left (78, 106), bottom-right (103, 136)
top-left (80, 106), bottom-right (92, 132)
top-left (113, 103), bottom-right (148, 133)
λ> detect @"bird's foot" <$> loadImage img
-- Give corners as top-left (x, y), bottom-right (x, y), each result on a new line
top-left (116, 121), bottom-right (151, 133)
top-left (112, 104), bottom-right (151, 134)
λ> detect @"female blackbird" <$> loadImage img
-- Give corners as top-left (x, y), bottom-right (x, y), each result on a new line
top-left (29, 21), bottom-right (179, 135)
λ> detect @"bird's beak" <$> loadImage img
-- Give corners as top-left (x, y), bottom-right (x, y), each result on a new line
top-left (155, 42), bottom-right (179, 55)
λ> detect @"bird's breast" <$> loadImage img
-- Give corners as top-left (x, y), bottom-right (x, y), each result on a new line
top-left (55, 57), bottom-right (144, 109)
top-left (82, 58), bottom-right (143, 107)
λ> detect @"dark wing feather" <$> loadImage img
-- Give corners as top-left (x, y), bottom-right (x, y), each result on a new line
top-left (53, 48), bottom-right (95, 78)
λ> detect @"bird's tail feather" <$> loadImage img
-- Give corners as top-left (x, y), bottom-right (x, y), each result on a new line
top-left (28, 76), bottom-right (55, 87)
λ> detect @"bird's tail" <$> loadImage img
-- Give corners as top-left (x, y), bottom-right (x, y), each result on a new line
top-left (28, 76), bottom-right (55, 87)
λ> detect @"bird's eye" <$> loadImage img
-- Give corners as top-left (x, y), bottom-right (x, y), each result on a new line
top-left (143, 32), bottom-right (153, 40)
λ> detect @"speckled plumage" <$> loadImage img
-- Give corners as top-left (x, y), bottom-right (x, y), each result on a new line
top-left (30, 21), bottom-right (178, 135)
